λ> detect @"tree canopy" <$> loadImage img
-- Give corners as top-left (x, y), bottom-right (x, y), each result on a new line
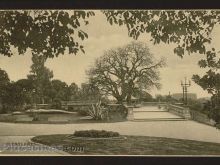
top-left (1, 10), bottom-right (220, 59)
top-left (0, 68), bottom-right (10, 99)
top-left (0, 10), bottom-right (94, 58)
top-left (28, 54), bottom-right (53, 103)
top-left (87, 41), bottom-right (165, 103)
top-left (102, 10), bottom-right (220, 57)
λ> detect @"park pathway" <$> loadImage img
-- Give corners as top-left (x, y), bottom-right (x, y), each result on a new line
top-left (133, 105), bottom-right (185, 121)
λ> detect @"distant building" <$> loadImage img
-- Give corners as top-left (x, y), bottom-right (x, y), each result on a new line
top-left (172, 93), bottom-right (197, 100)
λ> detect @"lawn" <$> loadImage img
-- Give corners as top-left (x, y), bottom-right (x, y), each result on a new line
top-left (31, 134), bottom-right (220, 155)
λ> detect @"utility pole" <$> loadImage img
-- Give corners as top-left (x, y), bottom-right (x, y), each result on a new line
top-left (181, 77), bottom-right (191, 105)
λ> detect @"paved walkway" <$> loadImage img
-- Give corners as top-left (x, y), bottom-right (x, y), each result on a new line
top-left (133, 106), bottom-right (184, 120)
top-left (0, 106), bottom-right (220, 155)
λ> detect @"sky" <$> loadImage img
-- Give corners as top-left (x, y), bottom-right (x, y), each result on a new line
top-left (1, 10), bottom-right (220, 98)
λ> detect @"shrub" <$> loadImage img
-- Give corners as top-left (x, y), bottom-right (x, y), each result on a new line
top-left (51, 98), bottom-right (62, 109)
top-left (106, 104), bottom-right (128, 121)
top-left (77, 106), bottom-right (90, 116)
top-left (1, 104), bottom-right (24, 113)
top-left (216, 123), bottom-right (220, 129)
top-left (32, 114), bottom-right (39, 121)
top-left (87, 100), bottom-right (106, 120)
top-left (209, 108), bottom-right (220, 123)
top-left (73, 130), bottom-right (120, 138)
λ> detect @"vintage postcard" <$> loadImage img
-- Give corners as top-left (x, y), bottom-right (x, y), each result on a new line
top-left (0, 10), bottom-right (220, 156)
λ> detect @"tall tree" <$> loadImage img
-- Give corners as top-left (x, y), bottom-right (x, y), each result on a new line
top-left (2, 79), bottom-right (35, 111)
top-left (49, 79), bottom-right (68, 101)
top-left (80, 83), bottom-right (102, 101)
top-left (28, 54), bottom-right (53, 104)
top-left (0, 68), bottom-right (10, 98)
top-left (68, 82), bottom-right (80, 100)
top-left (0, 68), bottom-right (10, 111)
top-left (87, 42), bottom-right (165, 103)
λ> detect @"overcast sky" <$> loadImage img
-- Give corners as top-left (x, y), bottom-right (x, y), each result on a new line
top-left (1, 10), bottom-right (220, 98)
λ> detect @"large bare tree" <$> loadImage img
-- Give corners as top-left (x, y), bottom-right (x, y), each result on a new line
top-left (87, 42), bottom-right (166, 103)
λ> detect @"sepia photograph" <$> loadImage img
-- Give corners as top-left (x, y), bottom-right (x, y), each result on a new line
top-left (0, 9), bottom-right (220, 156)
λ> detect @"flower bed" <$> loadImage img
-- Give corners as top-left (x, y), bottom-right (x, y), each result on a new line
top-left (73, 130), bottom-right (120, 138)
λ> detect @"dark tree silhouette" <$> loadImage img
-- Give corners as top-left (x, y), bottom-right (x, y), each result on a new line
top-left (87, 42), bottom-right (165, 103)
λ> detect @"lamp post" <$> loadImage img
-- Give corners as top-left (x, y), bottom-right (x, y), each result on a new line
top-left (181, 77), bottom-right (191, 105)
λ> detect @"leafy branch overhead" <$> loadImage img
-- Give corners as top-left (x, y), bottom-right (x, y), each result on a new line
top-left (102, 10), bottom-right (220, 57)
top-left (1, 10), bottom-right (220, 59)
top-left (0, 10), bottom-right (94, 58)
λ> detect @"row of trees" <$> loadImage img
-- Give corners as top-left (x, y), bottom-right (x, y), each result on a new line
top-left (1, 41), bottom-right (161, 112)
top-left (0, 65), bottom-right (102, 113)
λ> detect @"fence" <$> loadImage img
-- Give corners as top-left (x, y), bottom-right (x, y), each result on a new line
top-left (190, 110), bottom-right (216, 126)
top-left (167, 104), bottom-right (191, 119)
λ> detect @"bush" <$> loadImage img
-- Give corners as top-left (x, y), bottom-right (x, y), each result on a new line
top-left (106, 104), bottom-right (128, 121)
top-left (77, 106), bottom-right (90, 116)
top-left (87, 101), bottom-right (106, 120)
top-left (32, 113), bottom-right (39, 121)
top-left (209, 108), bottom-right (220, 123)
top-left (51, 98), bottom-right (62, 109)
top-left (1, 104), bottom-right (24, 113)
top-left (73, 130), bottom-right (120, 138)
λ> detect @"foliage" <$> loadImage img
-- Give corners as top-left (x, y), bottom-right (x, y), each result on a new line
top-left (103, 10), bottom-right (220, 106)
top-left (49, 79), bottom-right (69, 101)
top-left (102, 10), bottom-right (220, 57)
top-left (1, 80), bottom-right (33, 112)
top-left (192, 69), bottom-right (220, 107)
top-left (0, 68), bottom-right (10, 98)
top-left (208, 108), bottom-right (220, 123)
top-left (28, 54), bottom-right (53, 104)
top-left (51, 98), bottom-right (62, 109)
top-left (73, 130), bottom-right (120, 138)
top-left (0, 10), bottom-right (95, 58)
top-left (187, 99), bottom-right (206, 114)
top-left (79, 83), bottom-right (102, 101)
top-left (87, 41), bottom-right (165, 103)
top-left (68, 82), bottom-right (80, 100)
top-left (87, 100), bottom-right (106, 120)
top-left (106, 104), bottom-right (128, 120)
top-left (1, 10), bottom-right (220, 59)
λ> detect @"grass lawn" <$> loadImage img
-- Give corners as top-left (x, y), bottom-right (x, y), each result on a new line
top-left (31, 134), bottom-right (220, 155)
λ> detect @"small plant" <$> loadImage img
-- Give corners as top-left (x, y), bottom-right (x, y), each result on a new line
top-left (31, 113), bottom-right (39, 121)
top-left (51, 98), bottom-right (62, 109)
top-left (87, 100), bottom-right (106, 120)
top-left (73, 130), bottom-right (120, 138)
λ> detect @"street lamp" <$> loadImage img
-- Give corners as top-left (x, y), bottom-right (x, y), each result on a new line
top-left (181, 77), bottom-right (191, 105)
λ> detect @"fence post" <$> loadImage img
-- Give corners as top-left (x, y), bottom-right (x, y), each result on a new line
top-left (126, 106), bottom-right (134, 121)
top-left (183, 107), bottom-right (191, 119)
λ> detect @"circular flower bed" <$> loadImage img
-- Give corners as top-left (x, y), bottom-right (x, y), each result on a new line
top-left (73, 130), bottom-right (120, 138)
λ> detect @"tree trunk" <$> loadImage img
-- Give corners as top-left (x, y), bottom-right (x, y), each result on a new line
top-left (41, 97), bottom-right (45, 104)
top-left (115, 96), bottom-right (124, 104)
top-left (126, 94), bottom-right (132, 105)
top-left (126, 81), bottom-right (133, 105)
